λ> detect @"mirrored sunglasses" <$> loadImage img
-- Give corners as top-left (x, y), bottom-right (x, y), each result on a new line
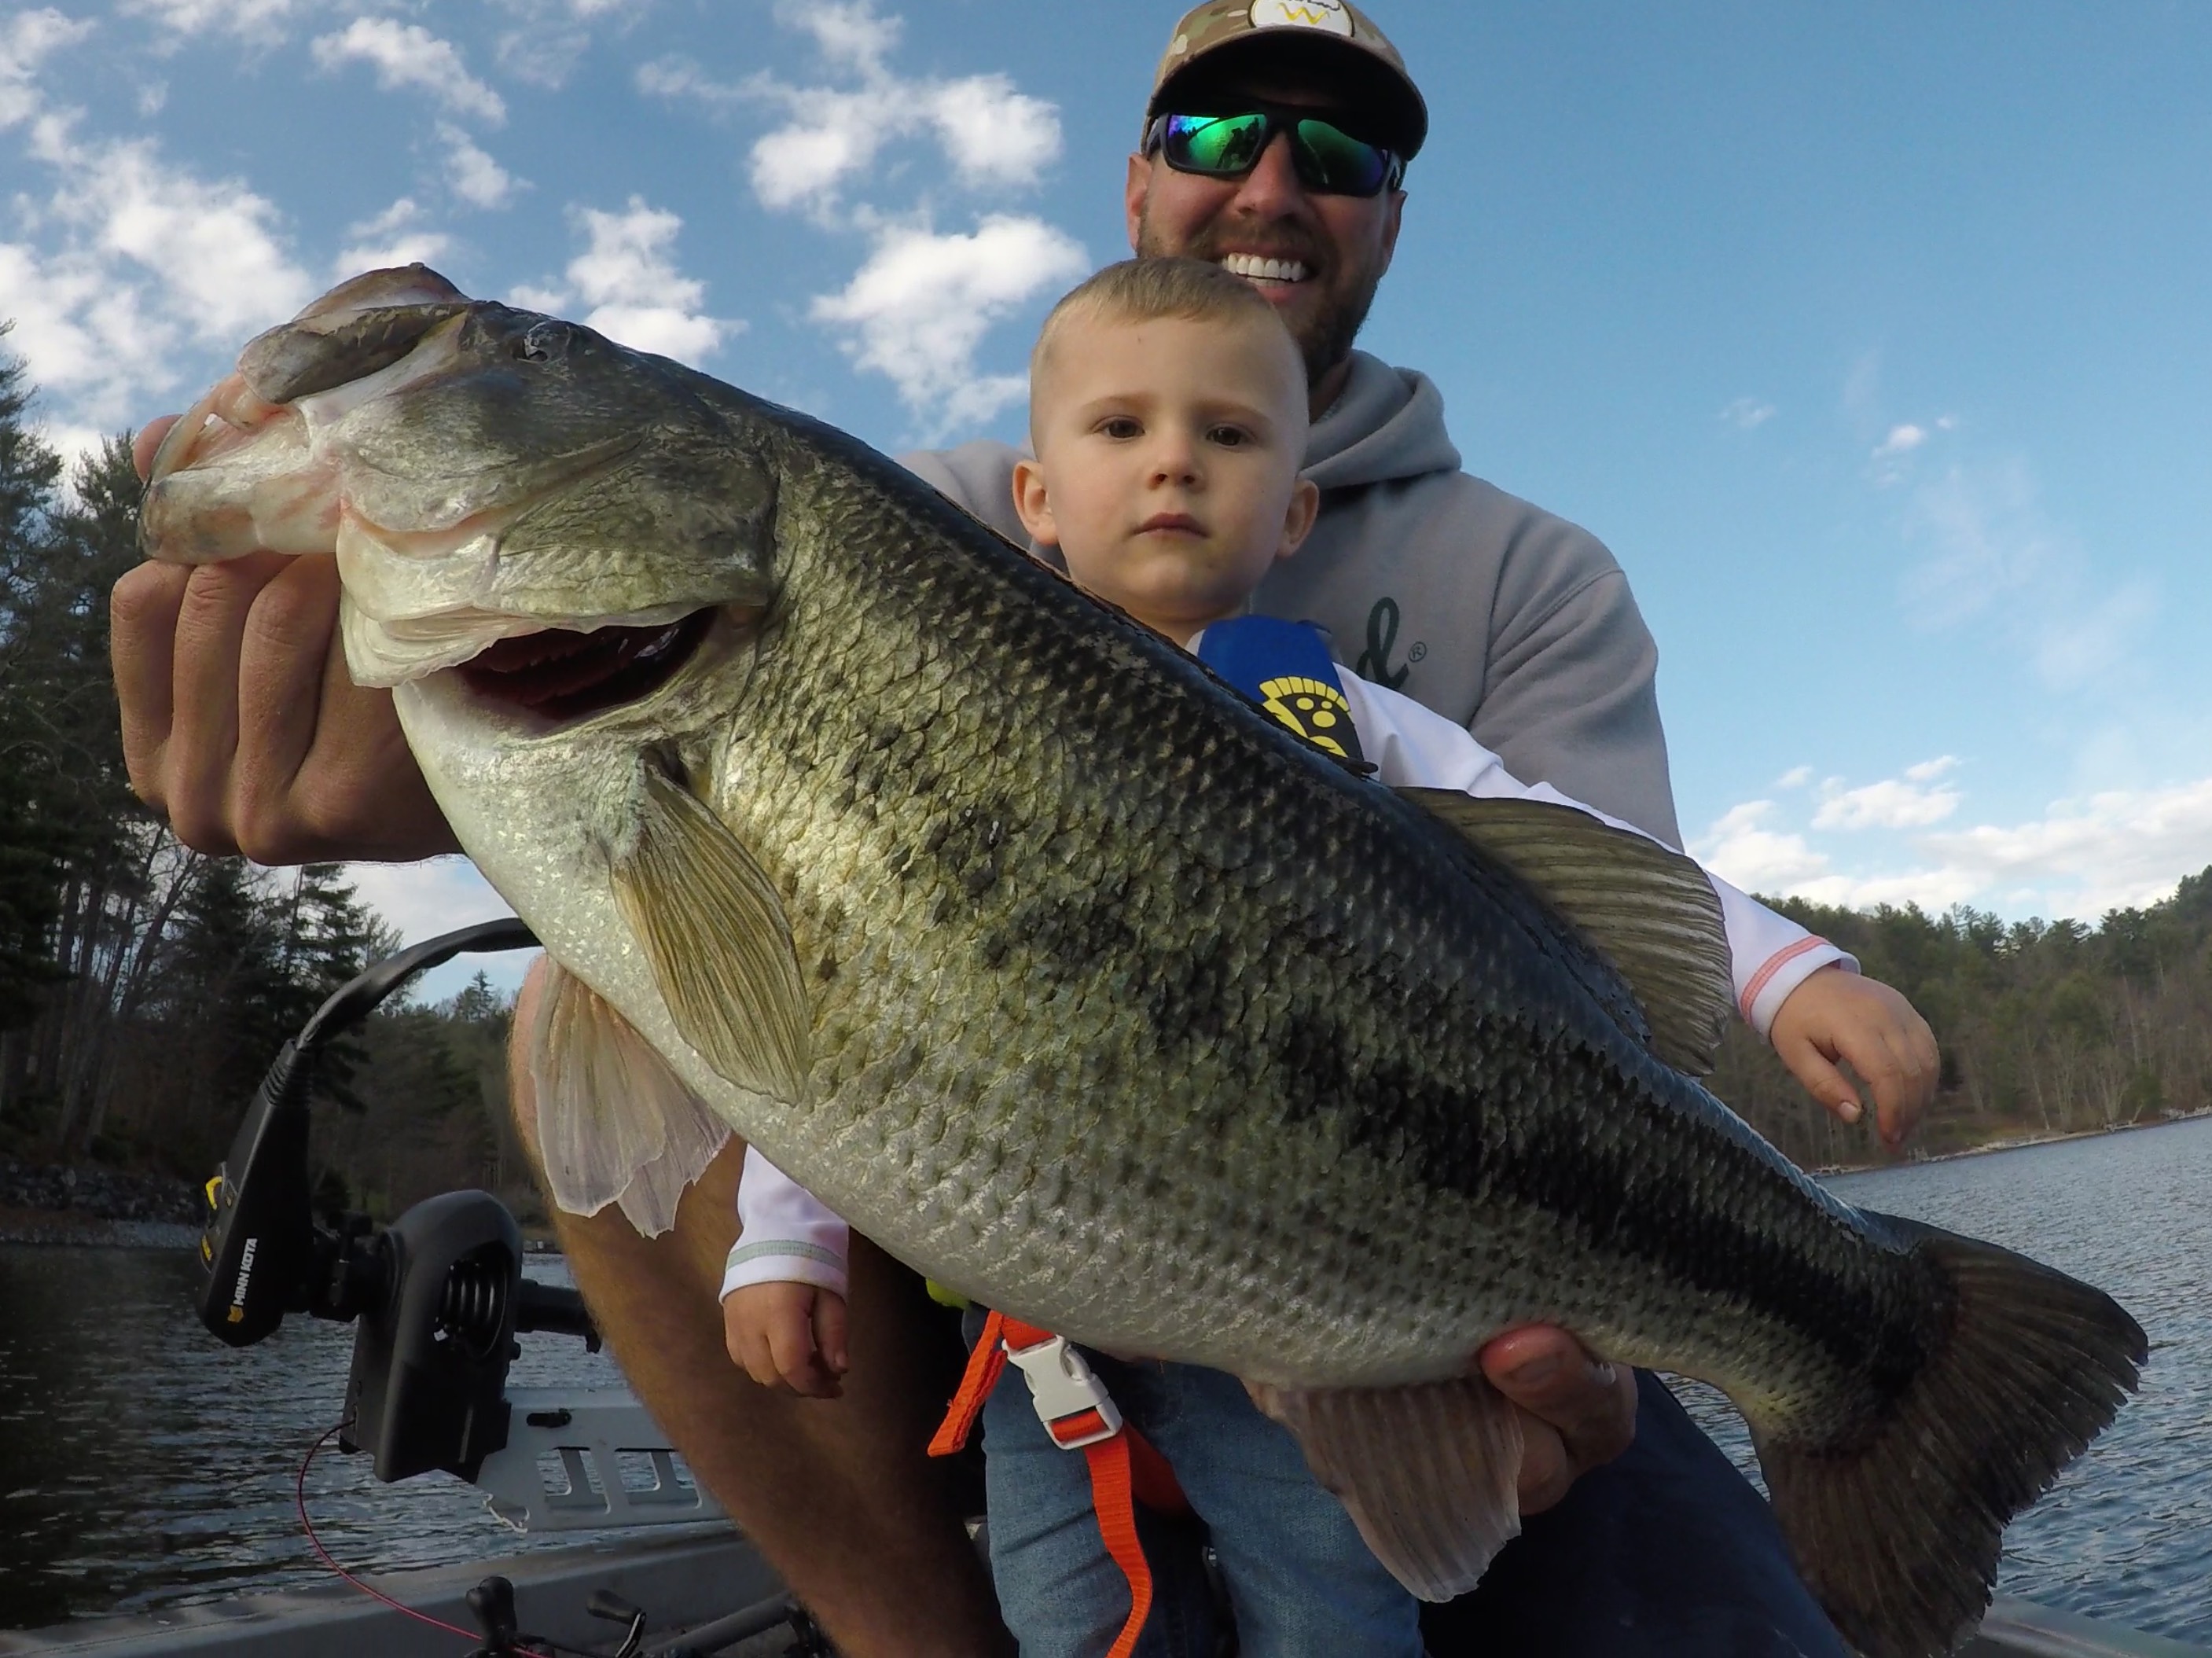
top-left (1145, 108), bottom-right (1403, 198)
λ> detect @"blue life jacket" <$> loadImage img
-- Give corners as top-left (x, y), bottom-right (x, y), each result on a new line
top-left (1195, 615), bottom-right (1366, 767)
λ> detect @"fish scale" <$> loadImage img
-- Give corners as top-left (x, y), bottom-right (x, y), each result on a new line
top-left (140, 270), bottom-right (2148, 1656)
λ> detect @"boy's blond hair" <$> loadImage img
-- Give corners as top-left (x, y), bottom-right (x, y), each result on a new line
top-left (1030, 257), bottom-right (1305, 403)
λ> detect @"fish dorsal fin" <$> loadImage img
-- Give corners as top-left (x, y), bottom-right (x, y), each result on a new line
top-left (611, 762), bottom-right (814, 1104)
top-left (1399, 790), bottom-right (1733, 1075)
top-left (528, 958), bottom-right (732, 1237)
top-left (1245, 1376), bottom-right (1525, 1601)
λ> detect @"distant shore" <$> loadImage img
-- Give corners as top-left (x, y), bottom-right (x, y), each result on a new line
top-left (1814, 1107), bottom-right (2212, 1177)
top-left (0, 1158), bottom-right (201, 1248)
top-left (7, 1109), bottom-right (2210, 1248)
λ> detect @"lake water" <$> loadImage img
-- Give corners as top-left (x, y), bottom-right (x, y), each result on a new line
top-left (2, 1120), bottom-right (2209, 1641)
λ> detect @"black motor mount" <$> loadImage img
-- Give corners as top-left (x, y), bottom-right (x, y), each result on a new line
top-left (192, 918), bottom-right (598, 1482)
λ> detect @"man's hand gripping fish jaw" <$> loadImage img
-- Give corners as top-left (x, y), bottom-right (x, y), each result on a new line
top-left (141, 262), bottom-right (779, 706)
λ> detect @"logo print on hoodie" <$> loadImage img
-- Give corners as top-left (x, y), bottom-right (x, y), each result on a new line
top-left (1357, 596), bottom-right (1411, 689)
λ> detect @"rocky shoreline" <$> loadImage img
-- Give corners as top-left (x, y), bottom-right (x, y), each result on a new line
top-left (0, 1158), bottom-right (203, 1248)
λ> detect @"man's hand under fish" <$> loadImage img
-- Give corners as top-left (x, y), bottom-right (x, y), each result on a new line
top-left (115, 410), bottom-right (1643, 1516)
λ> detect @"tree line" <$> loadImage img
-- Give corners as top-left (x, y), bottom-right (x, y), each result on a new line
top-left (2, 340), bottom-right (2206, 1224)
top-left (0, 340), bottom-right (537, 1224)
top-left (1708, 877), bottom-right (2212, 1168)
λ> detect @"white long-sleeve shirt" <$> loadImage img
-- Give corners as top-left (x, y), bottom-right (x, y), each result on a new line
top-left (721, 660), bottom-right (1853, 1304)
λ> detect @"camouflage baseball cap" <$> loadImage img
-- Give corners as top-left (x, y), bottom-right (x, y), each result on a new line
top-left (1146, 1), bottom-right (1427, 161)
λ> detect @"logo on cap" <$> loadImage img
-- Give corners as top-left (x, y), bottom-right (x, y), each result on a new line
top-left (1248, 0), bottom-right (1354, 37)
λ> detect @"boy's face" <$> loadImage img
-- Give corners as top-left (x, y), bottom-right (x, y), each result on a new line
top-left (1014, 309), bottom-right (1318, 642)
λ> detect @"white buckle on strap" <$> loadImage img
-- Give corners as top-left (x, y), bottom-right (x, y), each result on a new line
top-left (1004, 1333), bottom-right (1123, 1450)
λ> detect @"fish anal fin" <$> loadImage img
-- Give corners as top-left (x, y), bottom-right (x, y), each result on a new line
top-left (1245, 1375), bottom-right (1524, 1601)
top-left (1399, 789), bottom-right (1733, 1075)
top-left (529, 958), bottom-right (732, 1235)
top-left (611, 763), bottom-right (813, 1103)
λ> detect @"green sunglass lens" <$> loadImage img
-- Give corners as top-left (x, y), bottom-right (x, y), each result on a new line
top-left (1294, 120), bottom-right (1389, 194)
top-left (1167, 113), bottom-right (1270, 175)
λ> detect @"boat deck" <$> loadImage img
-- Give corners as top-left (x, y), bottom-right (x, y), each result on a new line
top-left (1, 1530), bottom-right (2199, 1657)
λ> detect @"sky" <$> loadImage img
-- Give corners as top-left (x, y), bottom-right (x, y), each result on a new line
top-left (3, 0), bottom-right (2208, 1000)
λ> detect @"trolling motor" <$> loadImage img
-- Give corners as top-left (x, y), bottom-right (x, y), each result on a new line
top-left (192, 917), bottom-right (598, 1481)
top-left (190, 920), bottom-right (794, 1653)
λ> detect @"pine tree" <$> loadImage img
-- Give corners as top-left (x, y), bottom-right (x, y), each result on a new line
top-left (0, 334), bottom-right (66, 1045)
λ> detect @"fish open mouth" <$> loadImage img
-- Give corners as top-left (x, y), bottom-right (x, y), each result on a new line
top-left (457, 608), bottom-right (716, 722)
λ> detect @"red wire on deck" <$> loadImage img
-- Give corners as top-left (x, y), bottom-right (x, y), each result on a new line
top-left (296, 1421), bottom-right (480, 1645)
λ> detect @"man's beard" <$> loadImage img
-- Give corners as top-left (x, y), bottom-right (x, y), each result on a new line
top-left (1137, 211), bottom-right (1383, 390)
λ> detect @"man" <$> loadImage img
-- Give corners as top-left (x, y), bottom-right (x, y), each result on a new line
top-left (115, 3), bottom-right (1926, 1652)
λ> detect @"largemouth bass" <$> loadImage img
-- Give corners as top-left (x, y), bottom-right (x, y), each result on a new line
top-left (142, 268), bottom-right (2147, 1658)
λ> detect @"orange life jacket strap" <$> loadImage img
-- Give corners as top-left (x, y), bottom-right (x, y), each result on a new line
top-left (1082, 1428), bottom-right (1152, 1658)
top-left (927, 1312), bottom-right (1192, 1657)
top-left (928, 1308), bottom-right (1007, 1459)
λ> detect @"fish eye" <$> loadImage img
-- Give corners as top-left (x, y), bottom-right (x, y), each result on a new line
top-left (516, 322), bottom-right (571, 364)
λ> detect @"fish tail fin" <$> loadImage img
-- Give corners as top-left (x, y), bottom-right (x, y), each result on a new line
top-left (1752, 1213), bottom-right (2146, 1658)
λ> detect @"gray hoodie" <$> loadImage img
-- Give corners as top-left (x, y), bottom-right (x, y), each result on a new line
top-left (901, 349), bottom-right (1681, 846)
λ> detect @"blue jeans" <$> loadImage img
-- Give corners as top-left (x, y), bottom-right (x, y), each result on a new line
top-left (1420, 1371), bottom-right (1848, 1658)
top-left (974, 1336), bottom-right (1426, 1658)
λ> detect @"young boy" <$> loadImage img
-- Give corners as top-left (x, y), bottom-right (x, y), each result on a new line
top-left (722, 259), bottom-right (1937, 1656)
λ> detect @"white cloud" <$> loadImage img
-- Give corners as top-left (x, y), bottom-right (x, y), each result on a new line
top-left (921, 75), bottom-right (1062, 192)
top-left (645, 2), bottom-right (1063, 222)
top-left (810, 214), bottom-right (1086, 432)
top-left (333, 197), bottom-right (450, 278)
top-left (784, 0), bottom-right (898, 75)
top-left (496, 27), bottom-right (586, 88)
top-left (1872, 422), bottom-right (1926, 458)
top-left (439, 121), bottom-right (520, 209)
top-left (1720, 396), bottom-right (1774, 430)
top-left (1696, 774), bottom-right (2212, 921)
top-left (524, 198), bottom-right (738, 365)
top-left (1, 9), bottom-right (91, 128)
top-left (0, 241), bottom-right (155, 420)
top-left (1916, 778), bottom-right (2212, 917)
top-left (4, 116), bottom-right (313, 425)
top-left (1775, 764), bottom-right (1813, 789)
top-left (506, 281), bottom-right (567, 313)
top-left (637, 4), bottom-right (1076, 434)
top-left (312, 19), bottom-right (506, 126)
top-left (37, 120), bottom-right (315, 340)
top-left (118, 0), bottom-right (301, 42)
top-left (1694, 801), bottom-right (1832, 895)
top-left (1811, 757), bottom-right (1962, 831)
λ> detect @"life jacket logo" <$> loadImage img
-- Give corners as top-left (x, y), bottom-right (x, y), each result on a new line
top-left (1258, 675), bottom-right (1354, 757)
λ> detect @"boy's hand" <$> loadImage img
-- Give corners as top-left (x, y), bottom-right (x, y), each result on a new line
top-left (724, 1282), bottom-right (850, 1399)
top-left (1767, 966), bottom-right (1939, 1150)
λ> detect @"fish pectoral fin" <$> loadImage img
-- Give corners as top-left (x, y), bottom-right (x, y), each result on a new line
top-left (612, 762), bottom-right (814, 1104)
top-left (1244, 1374), bottom-right (1524, 1601)
top-left (529, 958), bottom-right (733, 1237)
top-left (1398, 790), bottom-right (1734, 1075)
